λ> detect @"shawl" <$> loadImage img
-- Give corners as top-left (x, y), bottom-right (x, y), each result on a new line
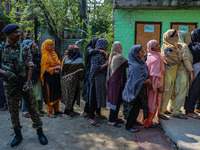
top-left (122, 45), bottom-right (149, 102)
top-left (161, 29), bottom-right (180, 65)
top-left (85, 37), bottom-right (99, 65)
top-left (147, 40), bottom-right (165, 78)
top-left (40, 39), bottom-right (61, 85)
top-left (107, 41), bottom-right (127, 80)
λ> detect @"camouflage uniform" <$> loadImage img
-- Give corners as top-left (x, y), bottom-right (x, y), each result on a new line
top-left (0, 41), bottom-right (42, 130)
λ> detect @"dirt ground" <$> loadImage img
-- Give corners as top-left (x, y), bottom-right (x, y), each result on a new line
top-left (0, 100), bottom-right (139, 150)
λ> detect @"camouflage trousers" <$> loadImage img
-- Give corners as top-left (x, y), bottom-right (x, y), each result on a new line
top-left (4, 82), bottom-right (43, 130)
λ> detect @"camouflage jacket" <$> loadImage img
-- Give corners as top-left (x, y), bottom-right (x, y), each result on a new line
top-left (0, 41), bottom-right (34, 80)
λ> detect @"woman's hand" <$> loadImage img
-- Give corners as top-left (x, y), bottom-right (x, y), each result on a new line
top-left (102, 61), bottom-right (108, 69)
top-left (158, 87), bottom-right (164, 93)
top-left (177, 44), bottom-right (182, 50)
top-left (55, 69), bottom-right (60, 74)
top-left (190, 71), bottom-right (194, 83)
top-left (144, 79), bottom-right (152, 85)
top-left (100, 50), bottom-right (108, 59)
top-left (54, 66), bottom-right (61, 70)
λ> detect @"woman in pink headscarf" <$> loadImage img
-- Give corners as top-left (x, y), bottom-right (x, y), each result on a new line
top-left (143, 40), bottom-right (165, 128)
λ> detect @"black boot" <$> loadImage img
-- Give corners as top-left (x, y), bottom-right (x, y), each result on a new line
top-left (37, 128), bottom-right (48, 145)
top-left (11, 130), bottom-right (23, 147)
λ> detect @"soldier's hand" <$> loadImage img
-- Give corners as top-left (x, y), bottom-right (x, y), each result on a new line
top-left (4, 71), bottom-right (18, 82)
top-left (22, 82), bottom-right (30, 92)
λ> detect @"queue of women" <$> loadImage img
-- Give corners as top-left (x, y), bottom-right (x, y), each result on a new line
top-left (18, 28), bottom-right (200, 134)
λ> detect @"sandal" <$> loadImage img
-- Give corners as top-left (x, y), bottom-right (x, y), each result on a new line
top-left (22, 112), bottom-right (31, 118)
top-left (47, 114), bottom-right (57, 118)
top-left (135, 121), bottom-right (144, 126)
top-left (82, 114), bottom-right (89, 119)
top-left (88, 118), bottom-right (99, 127)
top-left (108, 122), bottom-right (121, 128)
top-left (73, 111), bottom-right (80, 116)
top-left (149, 122), bottom-right (158, 128)
top-left (186, 113), bottom-right (200, 119)
top-left (39, 110), bottom-right (46, 114)
top-left (173, 114), bottom-right (188, 119)
top-left (96, 114), bottom-right (107, 119)
top-left (144, 122), bottom-right (158, 129)
top-left (116, 118), bottom-right (124, 124)
top-left (158, 114), bottom-right (169, 120)
top-left (63, 114), bottom-right (72, 120)
top-left (195, 109), bottom-right (200, 113)
top-left (125, 128), bottom-right (140, 133)
top-left (164, 110), bottom-right (172, 114)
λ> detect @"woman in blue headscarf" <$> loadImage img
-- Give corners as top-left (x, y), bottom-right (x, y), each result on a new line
top-left (122, 45), bottom-right (151, 133)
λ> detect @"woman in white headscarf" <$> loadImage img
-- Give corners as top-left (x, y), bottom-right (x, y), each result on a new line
top-left (172, 31), bottom-right (193, 119)
top-left (107, 41), bottom-right (128, 127)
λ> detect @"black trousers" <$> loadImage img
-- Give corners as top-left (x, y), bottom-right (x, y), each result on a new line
top-left (109, 96), bottom-right (121, 122)
top-left (88, 82), bottom-right (101, 119)
top-left (184, 71), bottom-right (200, 113)
top-left (125, 96), bottom-right (142, 129)
top-left (0, 78), bottom-right (6, 108)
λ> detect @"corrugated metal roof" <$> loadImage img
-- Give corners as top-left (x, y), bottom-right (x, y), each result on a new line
top-left (115, 0), bottom-right (200, 9)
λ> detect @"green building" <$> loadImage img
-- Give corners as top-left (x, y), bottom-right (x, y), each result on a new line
top-left (114, 0), bottom-right (200, 57)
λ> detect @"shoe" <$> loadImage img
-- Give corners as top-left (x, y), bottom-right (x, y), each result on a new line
top-left (37, 128), bottom-right (48, 145)
top-left (11, 130), bottom-right (23, 147)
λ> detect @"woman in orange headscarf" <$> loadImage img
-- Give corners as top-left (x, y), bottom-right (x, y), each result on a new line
top-left (41, 39), bottom-right (62, 118)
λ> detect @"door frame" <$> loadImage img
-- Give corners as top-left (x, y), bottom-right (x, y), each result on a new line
top-left (170, 22), bottom-right (198, 29)
top-left (135, 21), bottom-right (162, 45)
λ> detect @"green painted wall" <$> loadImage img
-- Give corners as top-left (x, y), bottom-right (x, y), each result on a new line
top-left (114, 9), bottom-right (200, 58)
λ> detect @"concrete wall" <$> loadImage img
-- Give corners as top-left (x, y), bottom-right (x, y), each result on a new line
top-left (114, 9), bottom-right (200, 58)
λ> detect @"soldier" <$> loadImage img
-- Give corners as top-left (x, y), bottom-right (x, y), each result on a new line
top-left (0, 24), bottom-right (48, 147)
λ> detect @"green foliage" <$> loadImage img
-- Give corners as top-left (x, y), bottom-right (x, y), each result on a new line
top-left (0, 0), bottom-right (114, 54)
top-left (85, 0), bottom-right (114, 54)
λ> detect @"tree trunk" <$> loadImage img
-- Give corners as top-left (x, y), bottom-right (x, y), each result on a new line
top-left (81, 0), bottom-right (87, 38)
top-left (55, 37), bottom-right (61, 58)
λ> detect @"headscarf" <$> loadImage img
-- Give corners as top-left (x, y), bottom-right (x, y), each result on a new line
top-left (161, 29), bottom-right (180, 65)
top-left (86, 37), bottom-right (99, 49)
top-left (84, 37), bottom-right (99, 65)
top-left (40, 39), bottom-right (61, 85)
top-left (67, 45), bottom-right (81, 61)
top-left (178, 31), bottom-right (187, 43)
top-left (122, 45), bottom-right (149, 102)
top-left (95, 38), bottom-right (109, 51)
top-left (61, 45), bottom-right (83, 74)
top-left (107, 41), bottom-right (127, 80)
top-left (190, 28), bottom-right (200, 45)
top-left (147, 40), bottom-right (165, 77)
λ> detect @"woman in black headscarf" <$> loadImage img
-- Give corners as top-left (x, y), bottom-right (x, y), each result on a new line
top-left (87, 38), bottom-right (109, 127)
top-left (82, 37), bottom-right (108, 118)
top-left (184, 28), bottom-right (200, 119)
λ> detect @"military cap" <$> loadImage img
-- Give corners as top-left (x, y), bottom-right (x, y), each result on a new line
top-left (2, 24), bottom-right (19, 33)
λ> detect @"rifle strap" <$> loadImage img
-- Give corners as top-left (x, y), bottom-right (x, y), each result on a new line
top-left (19, 43), bottom-right (22, 62)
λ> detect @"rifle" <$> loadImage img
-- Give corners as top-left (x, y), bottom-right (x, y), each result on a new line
top-left (9, 58), bottom-right (26, 96)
